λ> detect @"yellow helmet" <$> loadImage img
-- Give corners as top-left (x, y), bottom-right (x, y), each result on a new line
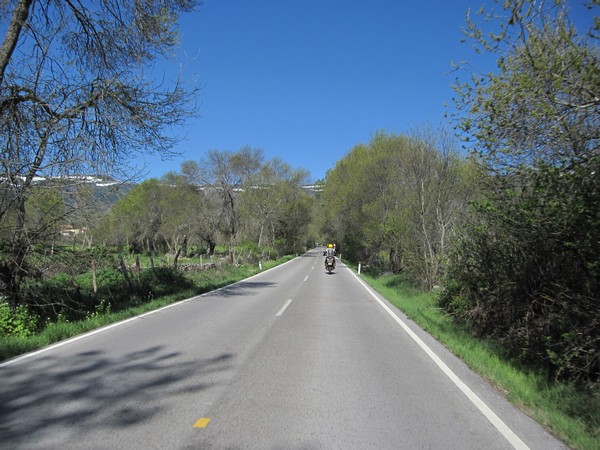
top-left (328, 244), bottom-right (333, 248)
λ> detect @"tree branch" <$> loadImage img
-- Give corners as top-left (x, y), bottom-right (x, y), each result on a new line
top-left (0, 0), bottom-right (33, 86)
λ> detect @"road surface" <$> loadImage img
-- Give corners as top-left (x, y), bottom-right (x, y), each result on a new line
top-left (0, 249), bottom-right (566, 449)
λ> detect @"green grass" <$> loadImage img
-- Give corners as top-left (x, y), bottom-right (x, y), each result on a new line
top-left (361, 271), bottom-right (599, 450)
top-left (0, 255), bottom-right (294, 363)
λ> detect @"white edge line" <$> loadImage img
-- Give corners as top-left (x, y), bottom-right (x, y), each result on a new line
top-left (348, 269), bottom-right (530, 450)
top-left (199, 253), bottom-right (300, 296)
top-left (0, 300), bottom-right (184, 368)
top-left (276, 299), bottom-right (293, 317)
top-left (1, 254), bottom-right (305, 368)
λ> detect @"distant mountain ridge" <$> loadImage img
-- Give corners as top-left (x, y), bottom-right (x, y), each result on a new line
top-left (23, 175), bottom-right (321, 210)
top-left (24, 175), bottom-right (136, 211)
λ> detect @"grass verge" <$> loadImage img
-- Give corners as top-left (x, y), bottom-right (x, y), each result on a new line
top-left (360, 271), bottom-right (599, 450)
top-left (0, 255), bottom-right (294, 363)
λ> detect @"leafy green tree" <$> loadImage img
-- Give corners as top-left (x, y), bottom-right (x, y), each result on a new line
top-left (105, 179), bottom-right (165, 254)
top-left (443, 0), bottom-right (600, 383)
top-left (65, 181), bottom-right (122, 249)
top-left (322, 131), bottom-right (473, 288)
top-left (321, 143), bottom-right (373, 261)
top-left (271, 175), bottom-right (314, 254)
top-left (240, 158), bottom-right (311, 250)
top-left (24, 185), bottom-right (65, 245)
top-left (157, 172), bottom-right (214, 260)
top-left (0, 0), bottom-right (198, 303)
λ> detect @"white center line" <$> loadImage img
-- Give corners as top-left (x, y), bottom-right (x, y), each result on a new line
top-left (276, 299), bottom-right (293, 316)
top-left (303, 275), bottom-right (309, 282)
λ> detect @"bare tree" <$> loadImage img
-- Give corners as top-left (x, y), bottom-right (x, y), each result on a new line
top-left (240, 158), bottom-right (310, 248)
top-left (197, 147), bottom-right (263, 244)
top-left (404, 127), bottom-right (473, 289)
top-left (0, 0), bottom-right (198, 303)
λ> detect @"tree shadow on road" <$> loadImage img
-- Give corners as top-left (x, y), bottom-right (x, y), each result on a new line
top-left (0, 346), bottom-right (234, 446)
top-left (210, 281), bottom-right (277, 298)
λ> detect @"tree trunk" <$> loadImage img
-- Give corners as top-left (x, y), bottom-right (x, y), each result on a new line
top-left (0, 0), bottom-right (33, 85)
top-left (118, 255), bottom-right (132, 290)
top-left (173, 247), bottom-right (181, 269)
top-left (181, 235), bottom-right (188, 257)
top-left (258, 223), bottom-right (265, 248)
top-left (92, 261), bottom-right (97, 295)
top-left (134, 256), bottom-right (141, 282)
top-left (389, 247), bottom-right (401, 273)
top-left (207, 240), bottom-right (216, 256)
top-left (4, 200), bottom-right (29, 305)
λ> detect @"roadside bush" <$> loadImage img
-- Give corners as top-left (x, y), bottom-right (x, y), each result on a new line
top-left (440, 164), bottom-right (600, 385)
top-left (17, 265), bottom-right (194, 329)
top-left (138, 267), bottom-right (193, 299)
top-left (0, 303), bottom-right (39, 336)
top-left (262, 246), bottom-right (279, 260)
top-left (20, 274), bottom-right (78, 322)
top-left (236, 241), bottom-right (260, 264)
top-left (76, 268), bottom-right (130, 308)
top-left (76, 268), bottom-right (126, 294)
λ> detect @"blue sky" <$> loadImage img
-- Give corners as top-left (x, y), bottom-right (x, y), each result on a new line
top-left (139, 0), bottom-right (594, 182)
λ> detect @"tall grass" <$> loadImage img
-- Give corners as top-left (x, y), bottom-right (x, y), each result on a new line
top-left (361, 272), bottom-right (599, 450)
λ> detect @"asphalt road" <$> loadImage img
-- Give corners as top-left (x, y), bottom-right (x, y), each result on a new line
top-left (0, 249), bottom-right (567, 449)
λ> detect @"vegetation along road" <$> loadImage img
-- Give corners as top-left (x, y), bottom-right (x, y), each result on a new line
top-left (0, 250), bottom-right (566, 449)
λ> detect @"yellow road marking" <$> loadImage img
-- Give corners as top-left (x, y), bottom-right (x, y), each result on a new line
top-left (193, 418), bottom-right (211, 428)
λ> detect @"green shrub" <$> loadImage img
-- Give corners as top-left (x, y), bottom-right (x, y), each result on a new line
top-left (0, 303), bottom-right (40, 336)
top-left (76, 268), bottom-right (124, 290)
top-left (138, 267), bottom-right (193, 298)
top-left (240, 240), bottom-right (261, 254)
top-left (440, 163), bottom-right (600, 385)
top-left (20, 274), bottom-right (74, 320)
top-left (260, 246), bottom-right (278, 260)
top-left (76, 268), bottom-right (129, 304)
top-left (21, 268), bottom-right (128, 322)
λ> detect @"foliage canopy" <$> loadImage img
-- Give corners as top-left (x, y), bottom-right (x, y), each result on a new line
top-left (443, 0), bottom-right (600, 384)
